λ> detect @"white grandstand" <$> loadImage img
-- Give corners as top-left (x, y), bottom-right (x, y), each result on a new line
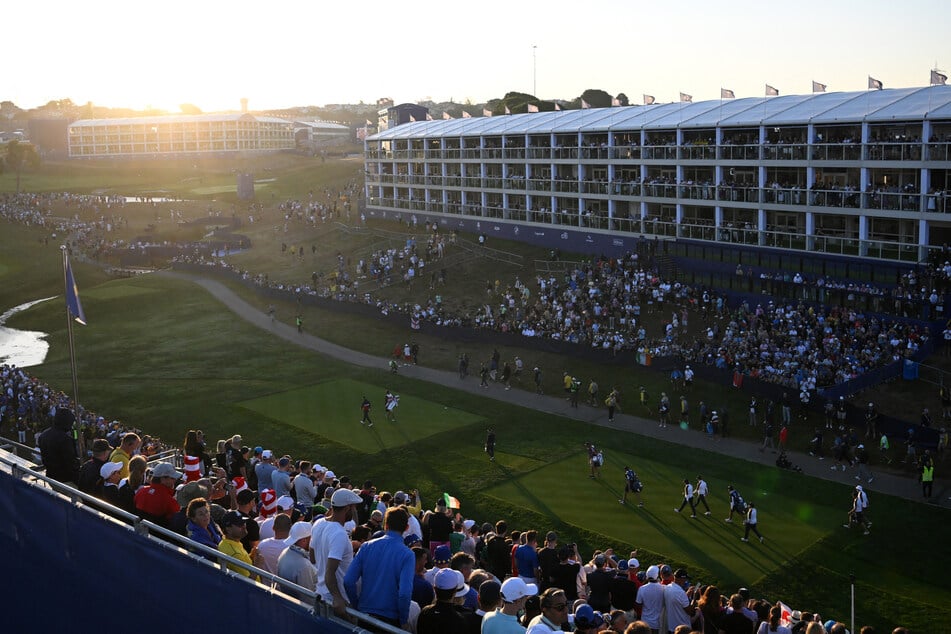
top-left (364, 85), bottom-right (951, 263)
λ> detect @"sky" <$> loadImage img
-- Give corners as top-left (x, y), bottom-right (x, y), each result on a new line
top-left (7, 0), bottom-right (950, 113)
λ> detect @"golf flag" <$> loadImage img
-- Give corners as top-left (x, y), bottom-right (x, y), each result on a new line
top-left (554, 102), bottom-right (561, 111)
top-left (443, 493), bottom-right (461, 509)
top-left (643, 94), bottom-right (655, 105)
top-left (581, 99), bottom-right (591, 109)
top-left (932, 70), bottom-right (948, 86)
top-left (527, 103), bottom-right (539, 113)
top-left (812, 80), bottom-right (827, 93)
top-left (868, 76), bottom-right (883, 90)
top-left (505, 105), bottom-right (511, 115)
top-left (426, 113), bottom-right (434, 121)
top-left (65, 256), bottom-right (86, 325)
top-left (409, 115), bottom-right (416, 122)
top-left (483, 108), bottom-right (493, 117)
top-left (462, 110), bottom-right (472, 118)
top-left (679, 93), bottom-right (692, 103)
top-left (721, 88), bottom-right (735, 99)
top-left (443, 111), bottom-right (452, 120)
top-left (765, 84), bottom-right (779, 96)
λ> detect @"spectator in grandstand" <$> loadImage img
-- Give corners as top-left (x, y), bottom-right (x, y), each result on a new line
top-left (235, 489), bottom-right (261, 552)
top-left (410, 546), bottom-right (435, 608)
top-left (636, 565), bottom-right (665, 631)
top-left (760, 604), bottom-right (792, 634)
top-left (424, 497), bottom-right (454, 558)
top-left (311, 487), bottom-right (363, 616)
top-left (78, 438), bottom-right (113, 495)
top-left (117, 454), bottom-right (148, 514)
top-left (536, 531), bottom-right (560, 591)
top-left (277, 522), bottom-right (317, 599)
top-left (483, 520), bottom-right (513, 582)
top-left (417, 568), bottom-right (470, 634)
top-left (134, 462), bottom-right (183, 528)
top-left (514, 530), bottom-right (541, 585)
top-left (573, 604), bottom-right (605, 633)
top-left (271, 457), bottom-right (293, 498)
top-left (255, 449), bottom-right (277, 492)
top-left (38, 407), bottom-right (80, 485)
top-left (526, 586), bottom-right (569, 633)
top-left (466, 579), bottom-right (502, 632)
top-left (182, 429), bottom-right (209, 482)
top-left (718, 593), bottom-right (755, 634)
top-left (98, 461), bottom-right (123, 506)
top-left (185, 497), bottom-right (222, 550)
top-left (218, 509), bottom-right (255, 577)
top-left (252, 514), bottom-right (292, 574)
top-left (483, 576), bottom-right (537, 633)
top-left (586, 553), bottom-right (614, 613)
top-left (109, 432), bottom-right (141, 479)
top-left (344, 506), bottom-right (416, 628)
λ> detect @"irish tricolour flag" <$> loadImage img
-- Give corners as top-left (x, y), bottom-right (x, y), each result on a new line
top-left (443, 493), bottom-right (461, 509)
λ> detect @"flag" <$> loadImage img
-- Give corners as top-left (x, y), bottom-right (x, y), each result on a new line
top-left (462, 110), bottom-right (472, 118)
top-left (581, 99), bottom-right (591, 109)
top-left (554, 102), bottom-right (561, 111)
top-left (932, 70), bottom-right (948, 86)
top-left (643, 94), bottom-right (655, 105)
top-left (426, 113), bottom-right (433, 121)
top-left (868, 76), bottom-right (883, 90)
top-left (812, 80), bottom-right (827, 93)
top-left (443, 111), bottom-right (452, 120)
top-left (366, 119), bottom-right (373, 127)
top-left (483, 108), bottom-right (493, 117)
top-left (778, 602), bottom-right (794, 627)
top-left (679, 93), bottom-right (692, 103)
top-left (443, 493), bottom-right (461, 509)
top-left (765, 84), bottom-right (779, 96)
top-left (527, 103), bottom-right (539, 113)
top-left (409, 115), bottom-right (416, 122)
top-left (65, 256), bottom-right (86, 325)
top-left (505, 105), bottom-right (511, 115)
top-left (611, 97), bottom-right (621, 107)
top-left (721, 88), bottom-right (735, 99)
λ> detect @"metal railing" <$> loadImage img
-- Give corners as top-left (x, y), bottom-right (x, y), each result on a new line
top-left (0, 446), bottom-right (402, 634)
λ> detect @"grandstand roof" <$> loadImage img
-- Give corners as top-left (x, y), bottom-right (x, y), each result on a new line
top-left (294, 120), bottom-right (349, 131)
top-left (368, 85), bottom-right (951, 140)
top-left (69, 113), bottom-right (292, 128)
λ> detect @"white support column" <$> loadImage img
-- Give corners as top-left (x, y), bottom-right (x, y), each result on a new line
top-left (859, 215), bottom-right (869, 256)
top-left (714, 206), bottom-right (724, 243)
top-left (919, 218), bottom-right (930, 262)
top-left (805, 212), bottom-right (815, 251)
top-left (758, 209), bottom-right (767, 246)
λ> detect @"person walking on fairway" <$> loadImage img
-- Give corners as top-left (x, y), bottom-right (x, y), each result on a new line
top-left (620, 466), bottom-right (643, 506)
top-left (485, 428), bottom-right (496, 462)
top-left (741, 502), bottom-right (764, 543)
top-left (674, 479), bottom-right (696, 517)
top-left (725, 485), bottom-right (746, 523)
top-left (384, 390), bottom-right (399, 422)
top-left (296, 314), bottom-right (303, 333)
top-left (360, 396), bottom-right (373, 427)
top-left (694, 475), bottom-right (711, 515)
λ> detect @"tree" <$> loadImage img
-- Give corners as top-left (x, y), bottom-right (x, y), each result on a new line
top-left (3, 139), bottom-right (41, 194)
top-left (179, 103), bottom-right (203, 115)
top-left (579, 89), bottom-right (613, 109)
top-left (616, 93), bottom-right (630, 107)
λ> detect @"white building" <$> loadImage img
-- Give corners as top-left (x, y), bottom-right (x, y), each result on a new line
top-left (364, 86), bottom-right (951, 263)
top-left (68, 113), bottom-right (295, 159)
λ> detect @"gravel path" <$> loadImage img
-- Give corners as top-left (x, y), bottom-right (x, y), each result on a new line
top-left (166, 271), bottom-right (947, 508)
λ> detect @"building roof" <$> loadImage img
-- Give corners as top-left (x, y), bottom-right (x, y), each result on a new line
top-left (69, 113), bottom-right (292, 128)
top-left (368, 85), bottom-right (951, 140)
top-left (294, 120), bottom-right (349, 131)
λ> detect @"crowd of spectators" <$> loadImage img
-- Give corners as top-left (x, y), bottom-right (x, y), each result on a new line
top-left (35, 412), bottom-right (881, 634)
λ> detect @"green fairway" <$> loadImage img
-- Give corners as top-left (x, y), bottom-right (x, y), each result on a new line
top-left (237, 379), bottom-right (485, 453)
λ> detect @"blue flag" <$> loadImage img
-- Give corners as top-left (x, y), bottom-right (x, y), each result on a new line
top-left (65, 258), bottom-right (86, 325)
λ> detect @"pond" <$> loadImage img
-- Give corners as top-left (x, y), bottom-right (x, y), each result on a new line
top-left (0, 297), bottom-right (55, 367)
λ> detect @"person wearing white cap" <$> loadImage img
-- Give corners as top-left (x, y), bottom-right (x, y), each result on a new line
top-left (98, 461), bottom-right (124, 506)
top-left (311, 488), bottom-right (363, 616)
top-left (277, 521), bottom-right (317, 600)
top-left (416, 568), bottom-right (469, 634)
top-left (258, 495), bottom-right (298, 540)
top-left (483, 577), bottom-right (537, 633)
top-left (134, 462), bottom-right (184, 528)
top-left (635, 565), bottom-right (665, 632)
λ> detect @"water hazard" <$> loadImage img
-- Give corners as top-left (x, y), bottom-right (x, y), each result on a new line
top-left (0, 297), bottom-right (55, 367)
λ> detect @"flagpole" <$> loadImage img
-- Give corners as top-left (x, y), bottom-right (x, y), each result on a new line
top-left (62, 245), bottom-right (83, 455)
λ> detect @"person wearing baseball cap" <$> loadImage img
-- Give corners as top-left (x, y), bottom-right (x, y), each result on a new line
top-left (133, 462), bottom-right (183, 528)
top-left (98, 461), bottom-right (124, 505)
top-left (277, 522), bottom-right (317, 599)
top-left (483, 577), bottom-right (538, 633)
top-left (78, 438), bottom-right (114, 495)
top-left (218, 510), bottom-right (254, 578)
top-left (635, 565), bottom-right (665, 632)
top-left (417, 568), bottom-right (469, 633)
top-left (573, 604), bottom-right (605, 633)
top-left (311, 487), bottom-right (363, 616)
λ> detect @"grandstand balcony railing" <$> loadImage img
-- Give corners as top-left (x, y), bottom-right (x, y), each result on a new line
top-left (808, 143), bottom-right (863, 161)
top-left (926, 142), bottom-right (951, 161)
top-left (0, 444), bottom-right (403, 634)
top-left (865, 142), bottom-right (923, 161)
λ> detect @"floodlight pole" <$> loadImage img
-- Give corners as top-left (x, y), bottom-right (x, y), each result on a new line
top-left (62, 245), bottom-right (83, 456)
top-left (533, 45), bottom-right (537, 97)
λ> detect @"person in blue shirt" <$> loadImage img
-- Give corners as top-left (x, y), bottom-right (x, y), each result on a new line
top-left (344, 506), bottom-right (415, 628)
top-left (514, 530), bottom-right (540, 583)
